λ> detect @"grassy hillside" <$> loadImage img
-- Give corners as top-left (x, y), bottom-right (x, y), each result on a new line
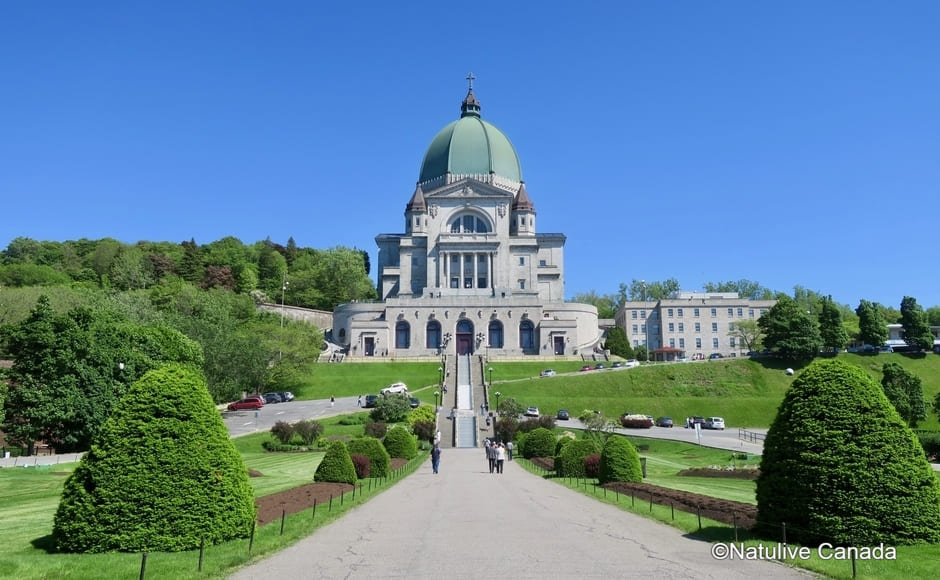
top-left (299, 354), bottom-right (940, 429)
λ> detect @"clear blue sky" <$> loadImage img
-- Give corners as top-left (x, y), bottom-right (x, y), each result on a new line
top-left (3, 2), bottom-right (939, 309)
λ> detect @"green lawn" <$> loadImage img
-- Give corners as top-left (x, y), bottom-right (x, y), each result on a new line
top-left (300, 354), bottom-right (940, 429)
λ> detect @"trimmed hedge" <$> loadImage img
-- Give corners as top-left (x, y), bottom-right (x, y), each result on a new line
top-left (556, 439), bottom-right (601, 478)
top-left (598, 435), bottom-right (642, 484)
top-left (756, 359), bottom-right (940, 546)
top-left (315, 441), bottom-right (357, 485)
top-left (522, 427), bottom-right (555, 459)
top-left (383, 426), bottom-right (417, 459)
top-left (347, 436), bottom-right (391, 477)
top-left (52, 364), bottom-right (255, 553)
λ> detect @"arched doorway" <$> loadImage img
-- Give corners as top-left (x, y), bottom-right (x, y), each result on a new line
top-left (456, 319), bottom-right (474, 355)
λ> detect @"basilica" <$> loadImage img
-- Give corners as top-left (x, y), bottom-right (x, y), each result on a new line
top-left (332, 81), bottom-right (600, 359)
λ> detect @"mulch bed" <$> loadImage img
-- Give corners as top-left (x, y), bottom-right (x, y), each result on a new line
top-left (527, 456), bottom-right (756, 529)
top-left (677, 467), bottom-right (759, 480)
top-left (601, 482), bottom-right (757, 529)
top-left (254, 457), bottom-right (409, 525)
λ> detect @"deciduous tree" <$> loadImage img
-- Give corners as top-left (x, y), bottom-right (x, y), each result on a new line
top-left (856, 300), bottom-right (888, 349)
top-left (818, 295), bottom-right (849, 353)
top-left (900, 296), bottom-right (934, 352)
top-left (757, 295), bottom-right (821, 361)
top-left (881, 362), bottom-right (927, 428)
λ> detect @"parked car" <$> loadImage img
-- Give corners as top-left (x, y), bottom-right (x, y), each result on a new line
top-left (364, 394), bottom-right (379, 408)
top-left (580, 365), bottom-right (593, 372)
top-left (655, 416), bottom-right (674, 428)
top-left (676, 357), bottom-right (688, 363)
top-left (278, 391), bottom-right (295, 402)
top-left (623, 359), bottom-right (640, 368)
top-left (704, 416), bottom-right (726, 430)
top-left (611, 361), bottom-right (623, 368)
top-left (381, 382), bottom-right (408, 395)
top-left (594, 363), bottom-right (605, 370)
top-left (540, 369), bottom-right (556, 377)
top-left (525, 406), bottom-right (540, 418)
top-left (556, 409), bottom-right (570, 420)
top-left (262, 392), bottom-right (282, 404)
top-left (227, 396), bottom-right (264, 411)
top-left (708, 353), bottom-right (723, 360)
top-left (409, 396), bottom-right (420, 409)
top-left (689, 416), bottom-right (706, 428)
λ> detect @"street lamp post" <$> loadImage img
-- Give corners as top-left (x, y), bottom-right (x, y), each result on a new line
top-left (434, 390), bottom-right (440, 412)
top-left (494, 391), bottom-right (501, 415)
top-left (641, 279), bottom-right (650, 363)
top-left (488, 366), bottom-right (493, 386)
top-left (280, 276), bottom-right (289, 328)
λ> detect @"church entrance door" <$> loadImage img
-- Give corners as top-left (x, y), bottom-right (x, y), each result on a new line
top-left (456, 319), bottom-right (474, 356)
top-left (364, 337), bottom-right (375, 357)
top-left (554, 336), bottom-right (566, 355)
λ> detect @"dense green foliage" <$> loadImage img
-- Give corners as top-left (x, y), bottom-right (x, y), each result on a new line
top-left (757, 359), bottom-right (940, 546)
top-left (370, 395), bottom-right (411, 423)
top-left (314, 441), bottom-right (357, 485)
top-left (522, 427), bottom-right (555, 459)
top-left (0, 236), bottom-right (376, 310)
top-left (382, 426), bottom-right (417, 459)
top-left (817, 295), bottom-right (849, 352)
top-left (598, 435), bottom-right (643, 484)
top-left (495, 416), bottom-right (520, 444)
top-left (346, 437), bottom-right (391, 477)
top-left (758, 295), bottom-right (822, 361)
top-left (603, 326), bottom-right (633, 358)
top-left (407, 404), bottom-right (436, 426)
top-left (293, 420), bottom-right (324, 445)
top-left (270, 421), bottom-right (295, 445)
top-left (2, 296), bottom-right (202, 452)
top-left (881, 362), bottom-right (927, 427)
top-left (856, 300), bottom-right (889, 349)
top-left (555, 439), bottom-right (601, 477)
top-left (901, 296), bottom-right (934, 352)
top-left (52, 364), bottom-right (255, 552)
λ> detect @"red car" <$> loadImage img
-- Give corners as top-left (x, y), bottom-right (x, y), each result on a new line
top-left (580, 365), bottom-right (593, 372)
top-left (227, 396), bottom-right (264, 411)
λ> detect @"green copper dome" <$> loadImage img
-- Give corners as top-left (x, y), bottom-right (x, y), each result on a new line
top-left (418, 88), bottom-right (522, 184)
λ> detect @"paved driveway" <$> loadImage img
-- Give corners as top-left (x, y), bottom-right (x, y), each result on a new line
top-left (229, 448), bottom-right (812, 580)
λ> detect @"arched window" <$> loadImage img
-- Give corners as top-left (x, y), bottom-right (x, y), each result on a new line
top-left (449, 213), bottom-right (491, 234)
top-left (426, 320), bottom-right (441, 349)
top-left (488, 320), bottom-right (504, 349)
top-left (519, 320), bottom-right (535, 350)
top-left (456, 319), bottom-right (473, 333)
top-left (395, 321), bottom-right (410, 349)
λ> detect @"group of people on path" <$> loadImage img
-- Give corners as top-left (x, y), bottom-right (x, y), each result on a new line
top-left (484, 439), bottom-right (512, 474)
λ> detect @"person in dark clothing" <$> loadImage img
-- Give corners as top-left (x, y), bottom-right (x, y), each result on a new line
top-left (486, 441), bottom-right (497, 473)
top-left (431, 445), bottom-right (442, 474)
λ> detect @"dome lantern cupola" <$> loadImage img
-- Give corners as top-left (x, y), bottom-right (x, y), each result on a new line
top-left (417, 75), bottom-right (522, 189)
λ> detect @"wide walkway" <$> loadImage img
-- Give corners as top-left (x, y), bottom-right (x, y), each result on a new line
top-left (229, 448), bottom-right (812, 580)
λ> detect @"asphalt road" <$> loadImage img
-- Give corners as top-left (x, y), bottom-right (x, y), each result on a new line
top-left (228, 447), bottom-right (813, 580)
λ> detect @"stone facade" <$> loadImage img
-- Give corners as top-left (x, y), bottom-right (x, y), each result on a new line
top-left (332, 85), bottom-right (599, 359)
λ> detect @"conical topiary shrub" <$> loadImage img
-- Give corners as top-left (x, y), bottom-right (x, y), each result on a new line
top-left (598, 435), bottom-right (642, 484)
top-left (315, 441), bottom-right (357, 485)
top-left (52, 364), bottom-right (255, 553)
top-left (757, 359), bottom-right (940, 546)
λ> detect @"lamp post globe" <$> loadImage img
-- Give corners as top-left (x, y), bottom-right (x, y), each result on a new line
top-left (494, 391), bottom-right (501, 414)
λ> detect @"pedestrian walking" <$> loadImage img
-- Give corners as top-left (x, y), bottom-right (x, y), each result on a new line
top-left (506, 440), bottom-right (514, 461)
top-left (431, 444), bottom-right (442, 474)
top-left (486, 440), bottom-right (497, 473)
top-left (495, 443), bottom-right (506, 473)
top-left (357, 395), bottom-right (362, 407)
top-left (330, 395), bottom-right (335, 407)
top-left (480, 403), bottom-right (485, 416)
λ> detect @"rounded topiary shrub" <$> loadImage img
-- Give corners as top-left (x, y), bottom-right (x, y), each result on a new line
top-left (523, 427), bottom-right (555, 459)
top-left (757, 359), bottom-right (940, 546)
top-left (557, 439), bottom-right (602, 478)
top-left (598, 435), bottom-right (642, 484)
top-left (347, 436), bottom-right (391, 477)
top-left (52, 364), bottom-right (255, 553)
top-left (584, 453), bottom-right (601, 478)
top-left (315, 441), bottom-right (357, 485)
top-left (383, 426), bottom-right (417, 459)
